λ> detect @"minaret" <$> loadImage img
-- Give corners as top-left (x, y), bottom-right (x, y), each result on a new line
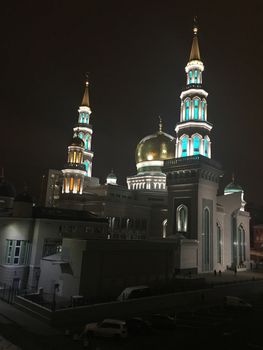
top-left (61, 77), bottom-right (94, 195)
top-left (73, 76), bottom-right (94, 177)
top-left (175, 19), bottom-right (212, 159)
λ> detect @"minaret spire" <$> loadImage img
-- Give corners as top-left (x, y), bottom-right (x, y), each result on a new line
top-left (158, 116), bottom-right (163, 132)
top-left (189, 16), bottom-right (201, 61)
top-left (81, 73), bottom-right (90, 107)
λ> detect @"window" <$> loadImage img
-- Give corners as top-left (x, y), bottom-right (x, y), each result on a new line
top-left (204, 138), bottom-right (209, 157)
top-left (85, 136), bottom-right (89, 150)
top-left (201, 101), bottom-right (206, 120)
top-left (176, 205), bottom-right (188, 232)
top-left (69, 177), bottom-right (74, 191)
top-left (238, 225), bottom-right (246, 263)
top-left (203, 208), bottom-right (210, 269)
top-left (79, 132), bottom-right (83, 139)
top-left (189, 70), bottom-right (193, 84)
top-left (217, 224), bottom-right (222, 264)
top-left (77, 178), bottom-right (81, 192)
top-left (181, 137), bottom-right (188, 157)
top-left (5, 240), bottom-right (30, 265)
top-left (43, 239), bottom-right (62, 257)
top-left (194, 99), bottom-right (199, 120)
top-left (193, 135), bottom-right (200, 155)
top-left (73, 151), bottom-right (76, 163)
top-left (185, 100), bottom-right (190, 120)
top-left (194, 69), bottom-right (198, 83)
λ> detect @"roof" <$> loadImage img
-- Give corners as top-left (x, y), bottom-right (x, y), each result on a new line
top-left (189, 25), bottom-right (201, 61)
top-left (81, 81), bottom-right (90, 107)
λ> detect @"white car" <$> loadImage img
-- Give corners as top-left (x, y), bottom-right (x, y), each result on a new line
top-left (84, 318), bottom-right (128, 338)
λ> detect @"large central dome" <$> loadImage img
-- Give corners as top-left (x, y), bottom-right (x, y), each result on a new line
top-left (136, 130), bottom-right (175, 164)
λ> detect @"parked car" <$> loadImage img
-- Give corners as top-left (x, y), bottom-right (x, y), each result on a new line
top-left (117, 285), bottom-right (151, 301)
top-left (83, 319), bottom-right (128, 338)
top-left (126, 317), bottom-right (152, 335)
top-left (149, 314), bottom-right (176, 329)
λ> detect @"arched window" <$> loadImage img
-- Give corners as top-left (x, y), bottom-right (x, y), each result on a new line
top-left (77, 178), bottom-right (81, 192)
top-left (79, 132), bottom-right (83, 139)
top-left (201, 101), bottom-right (206, 120)
top-left (85, 136), bottom-right (89, 150)
top-left (185, 100), bottom-right (190, 120)
top-left (217, 223), bottom-right (222, 264)
top-left (176, 204), bottom-right (188, 232)
top-left (193, 135), bottom-right (201, 155)
top-left (181, 136), bottom-right (188, 157)
top-left (194, 99), bottom-right (199, 120)
top-left (203, 208), bottom-right (210, 270)
top-left (204, 138), bottom-right (209, 157)
top-left (162, 219), bottom-right (167, 238)
top-left (69, 177), bottom-right (74, 191)
top-left (194, 69), bottom-right (198, 83)
top-left (238, 225), bottom-right (246, 263)
top-left (189, 70), bottom-right (193, 84)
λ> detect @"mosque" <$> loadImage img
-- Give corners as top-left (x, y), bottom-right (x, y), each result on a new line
top-left (0, 23), bottom-right (251, 297)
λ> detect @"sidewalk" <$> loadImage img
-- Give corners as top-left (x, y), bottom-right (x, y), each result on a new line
top-left (0, 299), bottom-right (59, 336)
top-left (202, 270), bottom-right (263, 285)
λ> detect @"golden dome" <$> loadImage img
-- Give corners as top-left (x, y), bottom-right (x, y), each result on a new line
top-left (136, 131), bottom-right (175, 164)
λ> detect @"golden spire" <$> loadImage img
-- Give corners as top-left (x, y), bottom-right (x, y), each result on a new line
top-left (80, 73), bottom-right (90, 107)
top-left (158, 116), bottom-right (163, 132)
top-left (189, 16), bottom-right (201, 61)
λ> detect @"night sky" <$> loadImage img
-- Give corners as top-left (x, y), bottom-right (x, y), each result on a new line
top-left (1, 1), bottom-right (262, 205)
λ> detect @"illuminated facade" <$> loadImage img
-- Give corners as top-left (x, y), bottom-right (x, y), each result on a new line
top-left (62, 79), bottom-right (96, 195)
top-left (175, 24), bottom-right (211, 159)
top-left (44, 23), bottom-right (250, 276)
top-left (163, 23), bottom-right (250, 273)
top-left (127, 118), bottom-right (175, 191)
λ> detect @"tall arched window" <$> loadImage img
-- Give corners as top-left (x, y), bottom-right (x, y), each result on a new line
top-left (193, 135), bottom-right (201, 155)
top-left (181, 136), bottom-right (188, 157)
top-left (217, 223), bottom-right (222, 264)
top-left (189, 70), bottom-right (193, 84)
top-left (79, 132), bottom-right (83, 139)
top-left (203, 208), bottom-right (210, 271)
top-left (194, 99), bottom-right (199, 120)
top-left (201, 101), bottom-right (206, 120)
top-left (85, 136), bottom-right (89, 150)
top-left (162, 219), bottom-right (167, 238)
top-left (176, 204), bottom-right (188, 232)
top-left (194, 69), bottom-right (198, 83)
top-left (238, 225), bottom-right (246, 263)
top-left (185, 100), bottom-right (190, 120)
top-left (204, 137), bottom-right (209, 157)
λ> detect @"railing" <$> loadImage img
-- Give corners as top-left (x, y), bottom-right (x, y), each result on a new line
top-left (164, 155), bottom-right (222, 170)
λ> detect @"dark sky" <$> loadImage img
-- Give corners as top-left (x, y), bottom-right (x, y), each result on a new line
top-left (1, 0), bottom-right (263, 205)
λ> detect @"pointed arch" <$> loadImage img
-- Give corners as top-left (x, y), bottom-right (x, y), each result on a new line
top-left (180, 135), bottom-right (189, 157)
top-left (176, 204), bottom-right (188, 232)
top-left (192, 133), bottom-right (202, 155)
top-left (216, 222), bottom-right (222, 264)
top-left (202, 207), bottom-right (211, 271)
top-left (193, 97), bottom-right (201, 120)
top-left (184, 98), bottom-right (191, 121)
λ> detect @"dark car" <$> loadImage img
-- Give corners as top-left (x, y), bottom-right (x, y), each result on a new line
top-left (126, 317), bottom-right (152, 335)
top-left (149, 314), bottom-right (176, 329)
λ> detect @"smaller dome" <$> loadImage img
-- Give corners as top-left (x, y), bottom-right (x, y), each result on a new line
top-left (71, 136), bottom-right (84, 148)
top-left (106, 170), bottom-right (117, 185)
top-left (224, 180), bottom-right (243, 195)
top-left (0, 178), bottom-right (16, 197)
top-left (15, 191), bottom-right (33, 203)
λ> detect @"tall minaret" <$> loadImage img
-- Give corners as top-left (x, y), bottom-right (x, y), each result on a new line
top-left (175, 19), bottom-right (212, 159)
top-left (73, 76), bottom-right (94, 177)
